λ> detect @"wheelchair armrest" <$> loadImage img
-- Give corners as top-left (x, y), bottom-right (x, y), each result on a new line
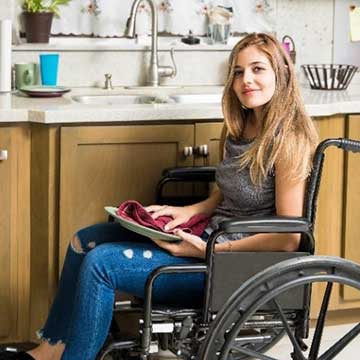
top-left (207, 216), bottom-right (314, 256)
top-left (161, 166), bottom-right (216, 182)
top-left (218, 216), bottom-right (311, 234)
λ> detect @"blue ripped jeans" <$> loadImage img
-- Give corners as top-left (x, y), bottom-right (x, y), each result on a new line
top-left (39, 222), bottom-right (205, 360)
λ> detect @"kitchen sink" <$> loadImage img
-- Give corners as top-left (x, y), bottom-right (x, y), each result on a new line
top-left (72, 93), bottom-right (222, 105)
top-left (170, 94), bottom-right (222, 104)
top-left (72, 95), bottom-right (153, 105)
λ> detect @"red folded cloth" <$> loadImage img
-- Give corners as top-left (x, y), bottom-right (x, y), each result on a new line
top-left (116, 200), bottom-right (209, 236)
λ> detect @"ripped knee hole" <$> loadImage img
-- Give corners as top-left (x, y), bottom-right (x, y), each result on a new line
top-left (70, 235), bottom-right (84, 254)
top-left (71, 235), bottom-right (97, 254)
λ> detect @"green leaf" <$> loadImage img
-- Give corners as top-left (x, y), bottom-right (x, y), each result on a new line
top-left (22, 0), bottom-right (72, 16)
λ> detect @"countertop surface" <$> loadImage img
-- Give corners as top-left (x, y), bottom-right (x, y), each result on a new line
top-left (1, 84), bottom-right (360, 124)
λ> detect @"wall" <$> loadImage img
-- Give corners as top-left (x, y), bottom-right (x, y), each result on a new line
top-left (5, 0), bottom-right (357, 87)
top-left (0, 0), bottom-right (13, 19)
top-left (334, 0), bottom-right (360, 67)
top-left (12, 44), bottom-right (230, 87)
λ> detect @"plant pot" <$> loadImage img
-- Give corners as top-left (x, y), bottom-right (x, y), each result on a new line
top-left (23, 12), bottom-right (54, 43)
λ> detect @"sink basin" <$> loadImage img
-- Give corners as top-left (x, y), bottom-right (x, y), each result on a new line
top-left (72, 93), bottom-right (222, 105)
top-left (170, 94), bottom-right (222, 104)
top-left (72, 95), bottom-right (151, 105)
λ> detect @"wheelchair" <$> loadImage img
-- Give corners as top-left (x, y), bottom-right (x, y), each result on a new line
top-left (97, 138), bottom-right (360, 360)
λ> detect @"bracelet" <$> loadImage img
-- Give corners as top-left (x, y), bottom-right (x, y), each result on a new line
top-left (227, 241), bottom-right (233, 252)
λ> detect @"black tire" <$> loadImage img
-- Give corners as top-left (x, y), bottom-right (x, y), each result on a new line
top-left (199, 256), bottom-right (360, 360)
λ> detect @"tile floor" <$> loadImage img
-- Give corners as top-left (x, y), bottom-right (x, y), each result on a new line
top-left (265, 323), bottom-right (360, 359)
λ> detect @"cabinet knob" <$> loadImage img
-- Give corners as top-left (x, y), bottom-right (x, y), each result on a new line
top-left (183, 145), bottom-right (209, 158)
top-left (0, 149), bottom-right (8, 161)
top-left (193, 144), bottom-right (209, 157)
top-left (183, 146), bottom-right (193, 157)
top-left (197, 144), bottom-right (209, 157)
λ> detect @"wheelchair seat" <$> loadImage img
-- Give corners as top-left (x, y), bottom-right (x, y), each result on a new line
top-left (98, 138), bottom-right (360, 360)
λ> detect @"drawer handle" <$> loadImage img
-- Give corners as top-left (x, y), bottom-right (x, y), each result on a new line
top-left (0, 150), bottom-right (8, 161)
top-left (195, 144), bottom-right (209, 157)
top-left (183, 146), bottom-right (193, 157)
top-left (183, 145), bottom-right (209, 158)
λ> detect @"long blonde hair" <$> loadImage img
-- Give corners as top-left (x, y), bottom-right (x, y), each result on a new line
top-left (221, 33), bottom-right (318, 185)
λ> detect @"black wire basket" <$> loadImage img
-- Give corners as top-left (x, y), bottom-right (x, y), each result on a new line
top-left (301, 64), bottom-right (358, 90)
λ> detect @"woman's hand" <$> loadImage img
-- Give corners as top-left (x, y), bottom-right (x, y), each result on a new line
top-left (145, 205), bottom-right (194, 231)
top-left (152, 230), bottom-right (206, 259)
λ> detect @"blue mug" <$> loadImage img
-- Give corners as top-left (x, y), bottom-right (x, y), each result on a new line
top-left (40, 54), bottom-right (59, 86)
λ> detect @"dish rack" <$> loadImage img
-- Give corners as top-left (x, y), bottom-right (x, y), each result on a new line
top-left (301, 64), bottom-right (358, 90)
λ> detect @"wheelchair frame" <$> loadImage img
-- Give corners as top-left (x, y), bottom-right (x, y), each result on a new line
top-left (98, 138), bottom-right (360, 360)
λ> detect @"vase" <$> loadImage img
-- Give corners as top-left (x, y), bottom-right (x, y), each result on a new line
top-left (23, 12), bottom-right (54, 43)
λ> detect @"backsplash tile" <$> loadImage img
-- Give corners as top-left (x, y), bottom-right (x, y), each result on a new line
top-left (12, 49), bottom-right (230, 87)
top-left (276, 0), bottom-right (333, 65)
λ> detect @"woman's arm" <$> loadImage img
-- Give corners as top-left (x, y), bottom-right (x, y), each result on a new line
top-left (215, 160), bottom-right (306, 253)
top-left (187, 184), bottom-right (223, 217)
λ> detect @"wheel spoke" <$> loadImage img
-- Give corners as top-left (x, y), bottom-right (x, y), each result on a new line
top-left (272, 298), bottom-right (306, 360)
top-left (309, 282), bottom-right (333, 360)
top-left (230, 343), bottom-right (278, 360)
top-left (318, 322), bottom-right (360, 360)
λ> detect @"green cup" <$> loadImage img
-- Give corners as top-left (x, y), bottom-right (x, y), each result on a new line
top-left (15, 63), bottom-right (39, 89)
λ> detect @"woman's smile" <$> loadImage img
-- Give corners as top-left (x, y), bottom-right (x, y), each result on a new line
top-left (242, 87), bottom-right (260, 95)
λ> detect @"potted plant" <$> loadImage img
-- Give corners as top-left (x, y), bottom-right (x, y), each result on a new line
top-left (22, 0), bottom-right (72, 43)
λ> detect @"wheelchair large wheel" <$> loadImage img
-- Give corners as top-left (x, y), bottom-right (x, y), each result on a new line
top-left (199, 256), bottom-right (360, 360)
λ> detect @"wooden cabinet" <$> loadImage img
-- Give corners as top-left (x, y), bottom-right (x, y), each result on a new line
top-left (311, 115), bottom-right (360, 317)
top-left (59, 125), bottom-right (195, 268)
top-left (29, 124), bottom-right (60, 341)
top-left (56, 122), bottom-right (226, 268)
top-left (0, 125), bottom-right (30, 342)
top-left (194, 122), bottom-right (224, 166)
top-left (27, 116), bottom-right (360, 339)
top-left (311, 116), bottom-right (346, 316)
top-left (343, 115), bottom-right (360, 302)
top-left (29, 123), bottom-right (196, 337)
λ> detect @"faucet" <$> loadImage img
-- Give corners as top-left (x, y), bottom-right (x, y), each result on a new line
top-left (103, 73), bottom-right (114, 90)
top-left (125, 0), bottom-right (177, 87)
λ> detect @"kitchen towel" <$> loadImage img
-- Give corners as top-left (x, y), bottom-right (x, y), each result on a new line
top-left (116, 200), bottom-right (209, 236)
top-left (0, 19), bottom-right (12, 93)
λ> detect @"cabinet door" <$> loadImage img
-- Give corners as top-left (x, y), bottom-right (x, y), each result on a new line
top-left (59, 125), bottom-right (194, 268)
top-left (193, 122), bottom-right (223, 196)
top-left (194, 122), bottom-right (224, 167)
top-left (0, 126), bottom-right (30, 342)
top-left (343, 115), bottom-right (360, 301)
top-left (0, 128), bottom-right (13, 340)
top-left (311, 116), bottom-right (346, 315)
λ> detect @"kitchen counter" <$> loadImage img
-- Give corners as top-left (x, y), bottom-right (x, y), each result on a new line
top-left (1, 84), bottom-right (360, 124)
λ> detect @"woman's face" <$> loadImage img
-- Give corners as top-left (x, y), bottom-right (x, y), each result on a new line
top-left (232, 45), bottom-right (276, 113)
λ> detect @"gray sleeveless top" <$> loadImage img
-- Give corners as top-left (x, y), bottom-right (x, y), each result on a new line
top-left (207, 135), bottom-right (276, 243)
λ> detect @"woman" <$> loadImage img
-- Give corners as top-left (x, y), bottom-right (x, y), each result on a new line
top-left (3, 33), bottom-right (318, 360)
